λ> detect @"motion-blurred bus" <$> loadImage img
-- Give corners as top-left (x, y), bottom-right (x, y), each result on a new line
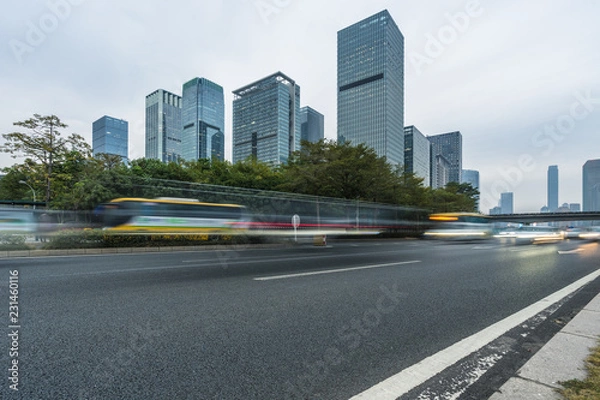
top-left (100, 197), bottom-right (250, 234)
top-left (423, 212), bottom-right (493, 240)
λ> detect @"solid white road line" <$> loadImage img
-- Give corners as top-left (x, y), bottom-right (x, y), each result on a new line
top-left (349, 267), bottom-right (600, 399)
top-left (253, 260), bottom-right (421, 281)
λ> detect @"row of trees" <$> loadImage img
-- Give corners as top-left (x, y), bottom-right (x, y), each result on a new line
top-left (0, 114), bottom-right (479, 213)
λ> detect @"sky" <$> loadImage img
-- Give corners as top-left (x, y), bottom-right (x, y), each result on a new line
top-left (1, 0), bottom-right (599, 213)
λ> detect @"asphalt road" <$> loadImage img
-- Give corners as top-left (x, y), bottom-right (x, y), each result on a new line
top-left (0, 238), bottom-right (599, 399)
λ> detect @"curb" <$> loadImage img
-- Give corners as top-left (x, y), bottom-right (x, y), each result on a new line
top-left (489, 293), bottom-right (600, 399)
top-left (0, 243), bottom-right (294, 258)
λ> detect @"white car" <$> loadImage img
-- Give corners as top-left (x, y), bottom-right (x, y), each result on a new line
top-left (495, 226), bottom-right (564, 244)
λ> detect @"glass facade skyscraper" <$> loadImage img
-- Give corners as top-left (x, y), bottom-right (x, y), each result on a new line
top-left (232, 72), bottom-right (300, 165)
top-left (404, 125), bottom-right (431, 187)
top-left (500, 192), bottom-right (514, 214)
top-left (337, 9), bottom-right (404, 166)
top-left (92, 115), bottom-right (128, 160)
top-left (181, 77), bottom-right (225, 162)
top-left (145, 89), bottom-right (182, 163)
top-left (462, 169), bottom-right (480, 211)
top-left (547, 165), bottom-right (559, 211)
top-left (461, 169), bottom-right (480, 189)
top-left (428, 131), bottom-right (462, 185)
top-left (300, 106), bottom-right (324, 145)
top-left (583, 159), bottom-right (600, 211)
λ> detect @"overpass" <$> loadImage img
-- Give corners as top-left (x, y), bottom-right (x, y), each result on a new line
top-left (488, 212), bottom-right (600, 223)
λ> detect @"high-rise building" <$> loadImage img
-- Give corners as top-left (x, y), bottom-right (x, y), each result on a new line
top-left (300, 106), bottom-right (324, 145)
top-left (145, 89), bottom-right (182, 163)
top-left (232, 71), bottom-right (300, 165)
top-left (434, 154), bottom-right (451, 189)
top-left (462, 169), bottom-right (480, 211)
top-left (92, 115), bottom-right (128, 160)
top-left (583, 159), bottom-right (600, 211)
top-left (500, 192), bottom-right (514, 214)
top-left (547, 165), bottom-right (559, 211)
top-left (337, 9), bottom-right (404, 166)
top-left (461, 169), bottom-right (480, 189)
top-left (428, 131), bottom-right (462, 184)
top-left (181, 77), bottom-right (225, 162)
top-left (404, 126), bottom-right (430, 187)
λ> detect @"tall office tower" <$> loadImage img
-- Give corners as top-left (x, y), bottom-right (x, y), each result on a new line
top-left (404, 126), bottom-right (431, 187)
top-left (181, 77), bottom-right (225, 162)
top-left (145, 89), bottom-right (182, 163)
top-left (434, 154), bottom-right (450, 189)
top-left (462, 169), bottom-right (480, 211)
top-left (547, 165), bottom-right (559, 211)
top-left (92, 115), bottom-right (128, 160)
top-left (428, 131), bottom-right (462, 185)
top-left (500, 192), bottom-right (514, 214)
top-left (461, 169), bottom-right (480, 189)
top-left (337, 10), bottom-right (404, 166)
top-left (232, 72), bottom-right (300, 165)
top-left (583, 159), bottom-right (600, 211)
top-left (300, 106), bottom-right (324, 145)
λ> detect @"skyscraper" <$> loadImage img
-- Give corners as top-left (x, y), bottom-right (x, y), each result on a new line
top-left (232, 71), bottom-right (300, 165)
top-left (404, 126), bottom-right (430, 187)
top-left (300, 106), bottom-right (324, 145)
top-left (500, 192), bottom-right (514, 214)
top-left (181, 77), bottom-right (225, 162)
top-left (92, 115), bottom-right (128, 160)
top-left (337, 9), bottom-right (404, 166)
top-left (428, 131), bottom-right (462, 185)
top-left (461, 169), bottom-right (480, 189)
top-left (433, 154), bottom-right (451, 189)
top-left (145, 89), bottom-right (182, 163)
top-left (462, 169), bottom-right (480, 211)
top-left (583, 159), bottom-right (600, 211)
top-left (547, 165), bottom-right (559, 211)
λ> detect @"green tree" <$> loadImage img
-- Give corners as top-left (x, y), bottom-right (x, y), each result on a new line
top-left (426, 182), bottom-right (479, 213)
top-left (393, 167), bottom-right (429, 207)
top-left (280, 140), bottom-right (400, 203)
top-left (1, 114), bottom-right (90, 203)
top-left (207, 158), bottom-right (284, 190)
top-left (50, 153), bottom-right (129, 210)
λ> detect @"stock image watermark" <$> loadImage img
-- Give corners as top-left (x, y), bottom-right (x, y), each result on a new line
top-left (409, 0), bottom-right (484, 76)
top-left (283, 283), bottom-right (407, 399)
top-left (7, 270), bottom-right (20, 392)
top-left (250, 0), bottom-right (295, 25)
top-left (480, 88), bottom-right (600, 211)
top-left (9, 0), bottom-right (86, 65)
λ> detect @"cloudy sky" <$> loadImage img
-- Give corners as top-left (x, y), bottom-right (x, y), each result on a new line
top-left (2, 0), bottom-right (599, 212)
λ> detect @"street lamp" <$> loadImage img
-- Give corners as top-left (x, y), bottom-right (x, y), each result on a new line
top-left (18, 180), bottom-right (36, 209)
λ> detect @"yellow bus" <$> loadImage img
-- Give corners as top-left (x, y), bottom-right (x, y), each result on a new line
top-left (100, 197), bottom-right (250, 234)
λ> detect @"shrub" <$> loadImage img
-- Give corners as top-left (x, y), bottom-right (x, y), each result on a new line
top-left (0, 234), bottom-right (30, 251)
top-left (43, 229), bottom-right (104, 249)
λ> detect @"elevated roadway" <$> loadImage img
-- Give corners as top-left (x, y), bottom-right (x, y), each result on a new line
top-left (489, 211), bottom-right (600, 223)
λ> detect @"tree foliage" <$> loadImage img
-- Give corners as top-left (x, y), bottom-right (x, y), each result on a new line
top-left (1, 114), bottom-right (91, 202)
top-left (280, 140), bottom-right (401, 202)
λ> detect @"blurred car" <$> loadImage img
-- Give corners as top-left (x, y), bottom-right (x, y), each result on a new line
top-left (564, 227), bottom-right (583, 239)
top-left (578, 227), bottom-right (600, 241)
top-left (495, 225), bottom-right (564, 244)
